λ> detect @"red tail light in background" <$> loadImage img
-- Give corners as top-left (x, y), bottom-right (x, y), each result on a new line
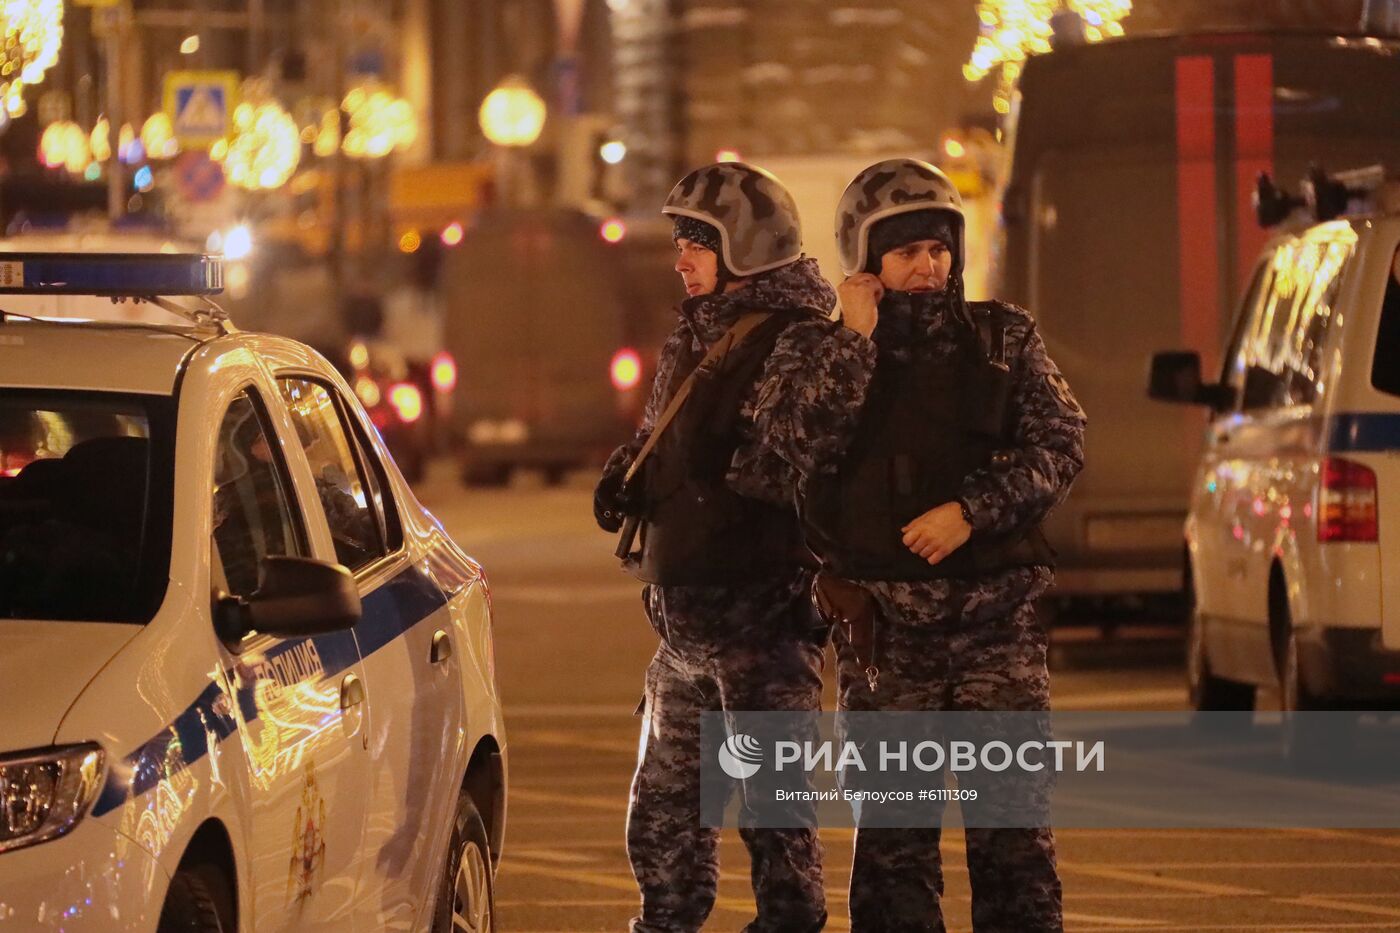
top-left (430, 351), bottom-right (458, 392)
top-left (1318, 457), bottom-right (1378, 543)
top-left (388, 383), bottom-right (424, 424)
top-left (611, 348), bottom-right (642, 392)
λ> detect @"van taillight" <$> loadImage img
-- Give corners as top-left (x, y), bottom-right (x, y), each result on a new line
top-left (1318, 457), bottom-right (1378, 543)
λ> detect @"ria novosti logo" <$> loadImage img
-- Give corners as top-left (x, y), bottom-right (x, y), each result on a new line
top-left (718, 733), bottom-right (764, 779)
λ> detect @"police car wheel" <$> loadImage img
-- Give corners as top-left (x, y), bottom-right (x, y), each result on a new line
top-left (157, 866), bottom-right (229, 933)
top-left (432, 791), bottom-right (494, 933)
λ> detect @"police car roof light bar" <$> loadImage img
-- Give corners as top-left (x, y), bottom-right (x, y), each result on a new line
top-left (1256, 164), bottom-right (1395, 228)
top-left (1254, 172), bottom-right (1304, 228)
top-left (0, 252), bottom-right (223, 297)
top-left (1303, 164), bottom-right (1389, 222)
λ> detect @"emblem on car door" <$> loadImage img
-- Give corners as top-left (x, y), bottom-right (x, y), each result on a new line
top-left (288, 759), bottom-right (328, 902)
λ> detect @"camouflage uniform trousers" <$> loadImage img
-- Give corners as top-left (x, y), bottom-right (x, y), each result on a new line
top-left (834, 566), bottom-right (1063, 933)
top-left (628, 581), bottom-right (828, 933)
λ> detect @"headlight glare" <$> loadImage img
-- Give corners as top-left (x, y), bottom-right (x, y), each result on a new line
top-left (0, 744), bottom-right (105, 854)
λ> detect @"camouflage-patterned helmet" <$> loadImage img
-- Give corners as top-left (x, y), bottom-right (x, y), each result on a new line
top-left (662, 162), bottom-right (803, 277)
top-left (835, 158), bottom-right (964, 276)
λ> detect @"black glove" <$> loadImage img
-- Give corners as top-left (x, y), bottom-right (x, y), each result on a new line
top-left (593, 469), bottom-right (632, 533)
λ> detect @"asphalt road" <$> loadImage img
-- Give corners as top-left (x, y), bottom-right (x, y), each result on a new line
top-left (417, 467), bottom-right (1400, 933)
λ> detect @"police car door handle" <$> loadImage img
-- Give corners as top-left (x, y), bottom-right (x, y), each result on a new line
top-left (431, 629), bottom-right (453, 664)
top-left (340, 673), bottom-right (365, 710)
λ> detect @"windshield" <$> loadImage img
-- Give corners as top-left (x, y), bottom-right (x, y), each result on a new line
top-left (0, 390), bottom-right (175, 622)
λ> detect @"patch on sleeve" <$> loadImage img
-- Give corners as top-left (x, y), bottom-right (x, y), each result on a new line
top-left (1044, 371), bottom-right (1086, 419)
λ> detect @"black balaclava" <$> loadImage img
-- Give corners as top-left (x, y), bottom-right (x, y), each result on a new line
top-left (672, 215), bottom-right (734, 293)
top-left (863, 208), bottom-right (971, 354)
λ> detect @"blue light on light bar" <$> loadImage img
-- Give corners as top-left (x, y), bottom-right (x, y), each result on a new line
top-left (0, 253), bottom-right (223, 296)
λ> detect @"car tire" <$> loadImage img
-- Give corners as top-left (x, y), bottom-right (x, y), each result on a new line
top-left (157, 865), bottom-right (229, 933)
top-left (1187, 594), bottom-right (1254, 716)
top-left (431, 791), bottom-right (495, 933)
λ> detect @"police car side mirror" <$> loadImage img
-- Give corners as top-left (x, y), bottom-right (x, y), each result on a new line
top-left (215, 557), bottom-right (362, 641)
top-left (1148, 351), bottom-right (1232, 409)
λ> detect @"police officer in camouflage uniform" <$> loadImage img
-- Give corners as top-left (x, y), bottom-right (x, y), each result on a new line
top-left (594, 161), bottom-right (876, 933)
top-left (801, 158), bottom-right (1087, 933)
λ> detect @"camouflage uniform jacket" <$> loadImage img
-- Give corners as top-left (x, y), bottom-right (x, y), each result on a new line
top-left (829, 289), bottom-right (1087, 614)
top-left (603, 257), bottom-right (876, 653)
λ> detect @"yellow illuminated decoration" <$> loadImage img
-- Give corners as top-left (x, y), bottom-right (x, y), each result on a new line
top-left (313, 107), bottom-right (340, 158)
top-left (141, 112), bottom-right (179, 160)
top-left (223, 94), bottom-right (301, 190)
top-left (39, 119), bottom-right (89, 174)
top-left (341, 81), bottom-right (417, 159)
top-left (0, 0), bottom-right (64, 117)
top-left (89, 115), bottom-right (110, 161)
top-left (966, 1), bottom-right (1132, 112)
top-left (397, 229), bottom-right (421, 254)
top-left (478, 75), bottom-right (545, 147)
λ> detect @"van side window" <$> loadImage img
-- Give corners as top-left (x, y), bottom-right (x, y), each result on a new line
top-left (1222, 264), bottom-right (1271, 390)
top-left (1372, 248), bottom-right (1400, 397)
top-left (1223, 262), bottom-right (1276, 410)
top-left (1283, 239), bottom-right (1353, 406)
top-left (1243, 250), bottom-right (1302, 410)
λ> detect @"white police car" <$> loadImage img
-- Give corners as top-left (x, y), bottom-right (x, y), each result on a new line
top-left (1150, 167), bottom-right (1400, 751)
top-left (0, 253), bottom-right (504, 931)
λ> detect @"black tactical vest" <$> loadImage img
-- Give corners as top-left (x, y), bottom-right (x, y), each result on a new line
top-left (801, 301), bottom-right (1054, 582)
top-left (626, 312), bottom-right (808, 586)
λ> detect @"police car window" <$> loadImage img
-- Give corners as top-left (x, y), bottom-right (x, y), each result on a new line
top-left (1283, 239), bottom-right (1353, 407)
top-left (343, 403), bottom-right (403, 552)
top-left (277, 378), bottom-right (386, 571)
top-left (212, 391), bottom-right (303, 600)
top-left (0, 390), bottom-right (174, 623)
top-left (1238, 247), bottom-right (1308, 412)
top-left (1372, 247), bottom-right (1400, 398)
top-left (1222, 263), bottom-right (1273, 393)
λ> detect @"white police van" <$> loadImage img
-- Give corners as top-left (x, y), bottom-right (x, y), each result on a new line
top-left (0, 253), bottom-right (504, 931)
top-left (1150, 167), bottom-right (1400, 750)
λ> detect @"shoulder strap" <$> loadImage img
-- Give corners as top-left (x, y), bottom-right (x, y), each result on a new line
top-left (623, 311), bottom-right (771, 486)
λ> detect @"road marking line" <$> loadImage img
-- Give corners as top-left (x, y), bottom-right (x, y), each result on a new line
top-left (511, 787), bottom-right (627, 811)
top-left (1276, 896), bottom-right (1400, 920)
top-left (507, 814), bottom-right (619, 825)
top-left (508, 848), bottom-right (598, 865)
top-left (1054, 688), bottom-right (1185, 709)
top-left (506, 704), bottom-right (640, 717)
top-left (1065, 866), bottom-right (1266, 897)
top-left (492, 583), bottom-right (641, 604)
top-left (1058, 918), bottom-right (1400, 924)
top-left (1284, 828), bottom-right (1400, 850)
top-left (511, 729), bottom-right (639, 754)
top-left (1054, 862), bottom-right (1400, 870)
top-left (1062, 910), bottom-right (1167, 927)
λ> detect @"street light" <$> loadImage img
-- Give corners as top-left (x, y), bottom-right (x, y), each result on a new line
top-left (478, 76), bottom-right (546, 148)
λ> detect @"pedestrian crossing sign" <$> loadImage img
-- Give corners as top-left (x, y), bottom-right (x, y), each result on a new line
top-left (164, 70), bottom-right (239, 148)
